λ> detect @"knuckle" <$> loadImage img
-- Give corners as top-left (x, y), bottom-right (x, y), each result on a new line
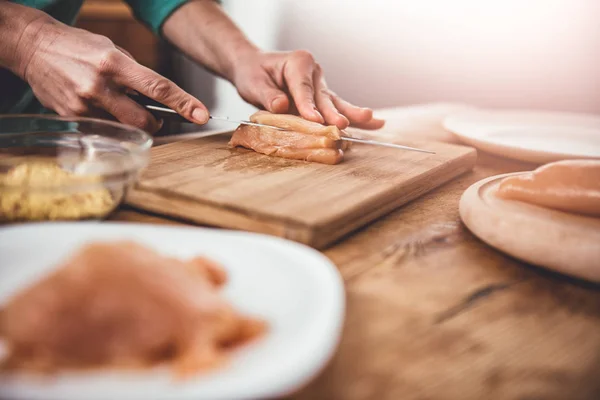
top-left (175, 98), bottom-right (194, 118)
top-left (318, 88), bottom-right (331, 97)
top-left (97, 48), bottom-right (122, 73)
top-left (94, 34), bottom-right (114, 48)
top-left (77, 78), bottom-right (103, 100)
top-left (147, 79), bottom-right (172, 100)
top-left (293, 49), bottom-right (314, 62)
top-left (299, 79), bottom-right (314, 93)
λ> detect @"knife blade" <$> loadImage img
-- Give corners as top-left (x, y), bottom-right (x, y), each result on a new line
top-left (129, 93), bottom-right (435, 154)
top-left (145, 104), bottom-right (288, 130)
top-left (340, 137), bottom-right (435, 153)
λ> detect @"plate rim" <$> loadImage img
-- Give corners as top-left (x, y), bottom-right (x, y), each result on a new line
top-left (442, 108), bottom-right (600, 164)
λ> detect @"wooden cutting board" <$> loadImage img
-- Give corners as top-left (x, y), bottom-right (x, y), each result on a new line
top-left (126, 133), bottom-right (477, 248)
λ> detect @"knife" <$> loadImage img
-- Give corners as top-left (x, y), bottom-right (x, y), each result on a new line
top-left (128, 93), bottom-right (435, 154)
top-left (127, 92), bottom-right (288, 131)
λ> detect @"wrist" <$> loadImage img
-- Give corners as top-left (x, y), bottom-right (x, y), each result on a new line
top-left (160, 0), bottom-right (262, 83)
top-left (0, 3), bottom-right (50, 78)
top-left (220, 41), bottom-right (260, 83)
top-left (15, 14), bottom-right (54, 79)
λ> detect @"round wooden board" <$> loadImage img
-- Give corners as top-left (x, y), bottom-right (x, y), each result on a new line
top-left (459, 172), bottom-right (600, 282)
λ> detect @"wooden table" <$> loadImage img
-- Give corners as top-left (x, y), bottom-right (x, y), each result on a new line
top-left (111, 151), bottom-right (600, 400)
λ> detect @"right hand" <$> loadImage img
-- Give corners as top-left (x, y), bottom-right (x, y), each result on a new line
top-left (17, 15), bottom-right (208, 133)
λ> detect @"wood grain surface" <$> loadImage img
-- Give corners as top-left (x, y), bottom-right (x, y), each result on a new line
top-left (126, 134), bottom-right (477, 248)
top-left (112, 151), bottom-right (600, 400)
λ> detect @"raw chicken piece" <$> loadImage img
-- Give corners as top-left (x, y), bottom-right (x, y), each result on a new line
top-left (229, 111), bottom-right (352, 165)
top-left (250, 110), bottom-right (342, 140)
top-left (496, 159), bottom-right (600, 217)
top-left (0, 241), bottom-right (265, 377)
top-left (229, 124), bottom-right (344, 165)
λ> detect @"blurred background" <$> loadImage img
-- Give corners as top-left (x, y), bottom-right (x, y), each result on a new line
top-left (77, 0), bottom-right (600, 133)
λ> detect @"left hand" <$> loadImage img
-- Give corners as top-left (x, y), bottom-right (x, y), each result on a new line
top-left (231, 50), bottom-right (385, 130)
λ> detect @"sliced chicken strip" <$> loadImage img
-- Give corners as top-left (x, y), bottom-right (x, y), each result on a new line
top-left (275, 147), bottom-right (344, 165)
top-left (250, 110), bottom-right (343, 140)
top-left (231, 124), bottom-right (340, 150)
top-left (496, 159), bottom-right (600, 217)
top-left (229, 125), bottom-right (344, 165)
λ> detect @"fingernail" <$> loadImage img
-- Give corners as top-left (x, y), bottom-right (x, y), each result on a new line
top-left (312, 109), bottom-right (324, 122)
top-left (192, 108), bottom-right (209, 124)
top-left (339, 115), bottom-right (350, 127)
top-left (270, 96), bottom-right (288, 112)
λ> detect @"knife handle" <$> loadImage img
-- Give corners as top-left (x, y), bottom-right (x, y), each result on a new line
top-left (127, 92), bottom-right (189, 123)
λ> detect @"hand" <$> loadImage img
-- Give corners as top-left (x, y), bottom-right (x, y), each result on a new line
top-left (17, 16), bottom-right (209, 133)
top-left (231, 50), bottom-right (385, 130)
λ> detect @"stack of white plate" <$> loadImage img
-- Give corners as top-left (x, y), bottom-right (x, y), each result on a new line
top-left (443, 109), bottom-right (600, 163)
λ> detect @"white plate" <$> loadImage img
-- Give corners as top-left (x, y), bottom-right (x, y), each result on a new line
top-left (0, 223), bottom-right (345, 400)
top-left (443, 109), bottom-right (600, 164)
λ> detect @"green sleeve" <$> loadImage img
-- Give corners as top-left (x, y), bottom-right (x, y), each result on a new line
top-left (124, 0), bottom-right (189, 36)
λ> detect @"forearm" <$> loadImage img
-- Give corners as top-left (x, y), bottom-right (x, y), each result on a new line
top-left (0, 1), bottom-right (49, 78)
top-left (162, 0), bottom-right (259, 82)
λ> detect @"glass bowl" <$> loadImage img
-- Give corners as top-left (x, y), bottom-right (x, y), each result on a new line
top-left (0, 115), bottom-right (152, 223)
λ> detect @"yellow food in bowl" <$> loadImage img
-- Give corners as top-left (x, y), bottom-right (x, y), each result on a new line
top-left (0, 160), bottom-right (115, 222)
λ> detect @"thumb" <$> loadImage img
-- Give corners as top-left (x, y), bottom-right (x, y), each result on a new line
top-left (258, 78), bottom-right (290, 114)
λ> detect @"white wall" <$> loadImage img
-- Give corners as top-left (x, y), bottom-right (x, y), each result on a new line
top-left (210, 0), bottom-right (600, 118)
top-left (209, 0), bottom-right (283, 123)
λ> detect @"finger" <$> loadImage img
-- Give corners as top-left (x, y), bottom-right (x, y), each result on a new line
top-left (283, 50), bottom-right (324, 123)
top-left (108, 52), bottom-right (209, 124)
top-left (313, 66), bottom-right (349, 129)
top-left (348, 118), bottom-right (386, 130)
top-left (270, 95), bottom-right (290, 114)
top-left (331, 95), bottom-right (385, 130)
top-left (82, 106), bottom-right (116, 121)
top-left (287, 101), bottom-right (300, 116)
top-left (257, 77), bottom-right (290, 114)
top-left (116, 45), bottom-right (134, 60)
top-left (97, 91), bottom-right (162, 133)
top-left (61, 99), bottom-right (119, 123)
top-left (331, 95), bottom-right (373, 123)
